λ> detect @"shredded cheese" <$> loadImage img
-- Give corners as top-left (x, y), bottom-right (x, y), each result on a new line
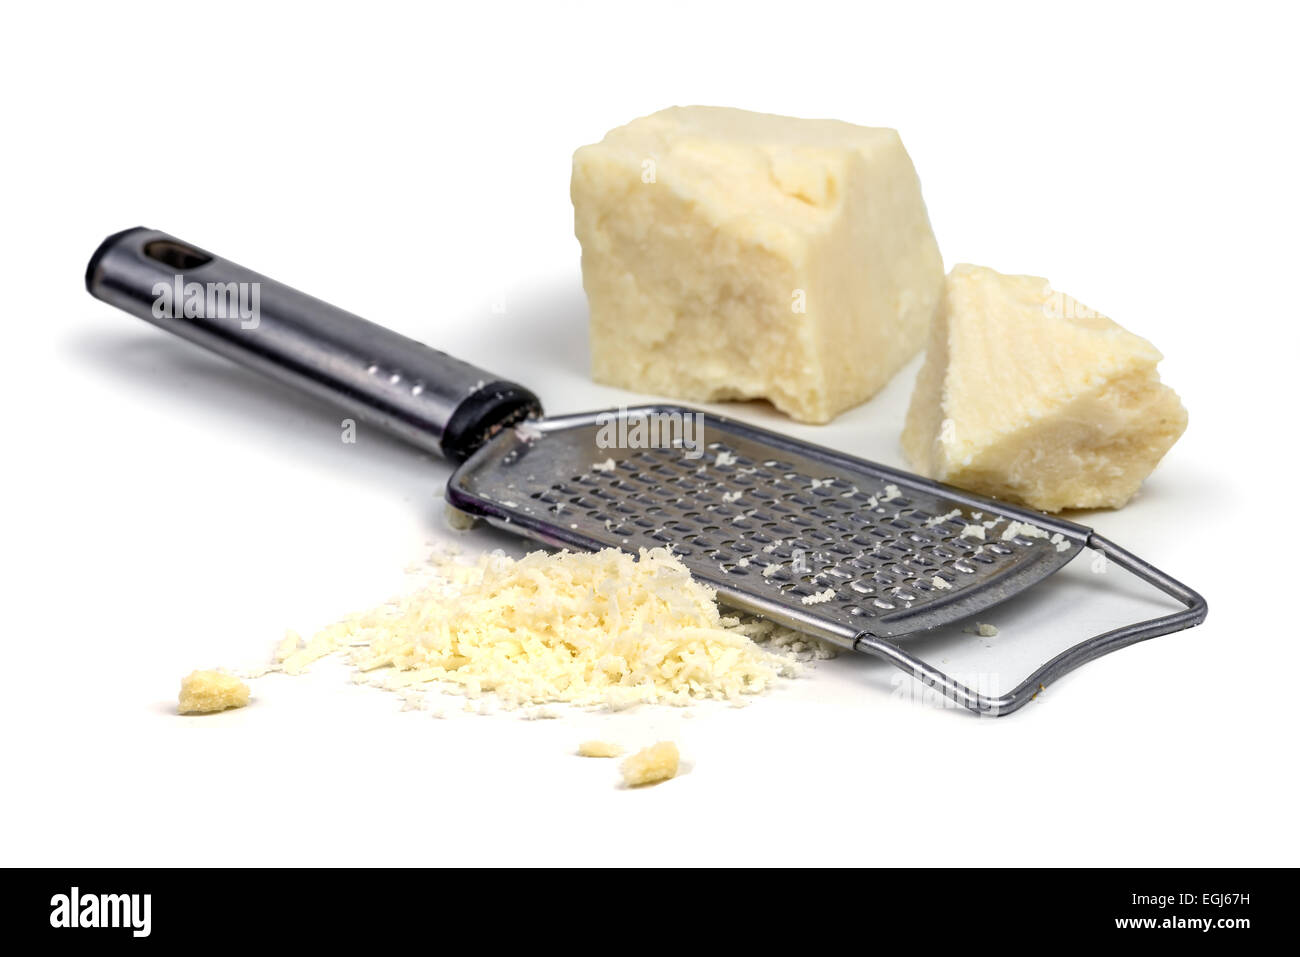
top-left (514, 420), bottom-right (544, 443)
top-left (273, 629), bottom-right (301, 662)
top-left (1000, 520), bottom-right (1050, 542)
top-left (801, 587), bottom-right (836, 605)
top-left (279, 546), bottom-right (825, 710)
top-left (926, 509), bottom-right (962, 527)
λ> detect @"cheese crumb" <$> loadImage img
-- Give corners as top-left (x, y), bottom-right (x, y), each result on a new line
top-left (592, 458), bottom-right (616, 472)
top-left (1000, 520), bottom-right (1050, 542)
top-left (801, 587), bottom-right (836, 605)
top-left (926, 509), bottom-right (962, 527)
top-left (965, 622), bottom-right (999, 637)
top-left (445, 503), bottom-right (478, 531)
top-left (577, 740), bottom-right (624, 758)
top-left (931, 576), bottom-right (953, 590)
top-left (178, 670), bottom-right (250, 714)
top-left (960, 524), bottom-right (986, 540)
top-left (620, 741), bottom-right (680, 787)
top-left (514, 420), bottom-right (544, 443)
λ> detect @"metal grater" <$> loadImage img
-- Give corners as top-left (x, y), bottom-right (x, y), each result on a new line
top-left (87, 228), bottom-right (1208, 716)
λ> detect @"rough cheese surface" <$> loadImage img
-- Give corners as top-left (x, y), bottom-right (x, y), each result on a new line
top-left (279, 546), bottom-right (811, 710)
top-left (572, 106), bottom-right (944, 423)
top-left (620, 741), bottom-right (680, 787)
top-left (177, 670), bottom-right (250, 714)
top-left (902, 264), bottom-right (1187, 511)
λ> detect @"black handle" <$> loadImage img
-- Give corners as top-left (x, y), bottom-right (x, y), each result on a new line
top-left (85, 227), bottom-right (542, 462)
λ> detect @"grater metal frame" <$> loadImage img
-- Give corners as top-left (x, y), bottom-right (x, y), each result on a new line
top-left (854, 535), bottom-right (1206, 715)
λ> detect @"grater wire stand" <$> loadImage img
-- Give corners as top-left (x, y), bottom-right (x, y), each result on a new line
top-left (854, 535), bottom-right (1206, 715)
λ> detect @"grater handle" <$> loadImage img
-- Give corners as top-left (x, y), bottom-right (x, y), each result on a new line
top-left (854, 534), bottom-right (1208, 716)
top-left (85, 227), bottom-right (542, 463)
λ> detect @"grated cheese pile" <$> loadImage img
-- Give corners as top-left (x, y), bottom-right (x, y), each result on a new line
top-left (277, 546), bottom-right (827, 710)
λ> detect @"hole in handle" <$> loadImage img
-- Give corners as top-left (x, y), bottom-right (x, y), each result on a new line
top-left (144, 239), bottom-right (213, 271)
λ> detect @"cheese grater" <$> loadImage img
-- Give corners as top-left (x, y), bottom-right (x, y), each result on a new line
top-left (86, 228), bottom-right (1208, 716)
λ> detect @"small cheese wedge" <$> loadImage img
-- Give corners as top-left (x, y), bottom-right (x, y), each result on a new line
top-left (572, 106), bottom-right (944, 423)
top-left (902, 264), bottom-right (1187, 511)
top-left (177, 670), bottom-right (250, 714)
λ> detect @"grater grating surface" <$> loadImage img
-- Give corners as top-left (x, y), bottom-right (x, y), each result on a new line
top-left (446, 407), bottom-right (1089, 646)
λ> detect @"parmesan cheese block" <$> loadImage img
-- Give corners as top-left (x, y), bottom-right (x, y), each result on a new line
top-left (902, 264), bottom-right (1187, 511)
top-left (177, 670), bottom-right (250, 714)
top-left (620, 741), bottom-right (680, 787)
top-left (572, 106), bottom-right (944, 423)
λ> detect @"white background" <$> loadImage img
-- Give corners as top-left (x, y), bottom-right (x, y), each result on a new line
top-left (3, 1), bottom-right (1296, 867)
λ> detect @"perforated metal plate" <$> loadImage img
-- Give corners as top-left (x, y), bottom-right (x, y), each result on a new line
top-left (446, 406), bottom-right (1090, 649)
